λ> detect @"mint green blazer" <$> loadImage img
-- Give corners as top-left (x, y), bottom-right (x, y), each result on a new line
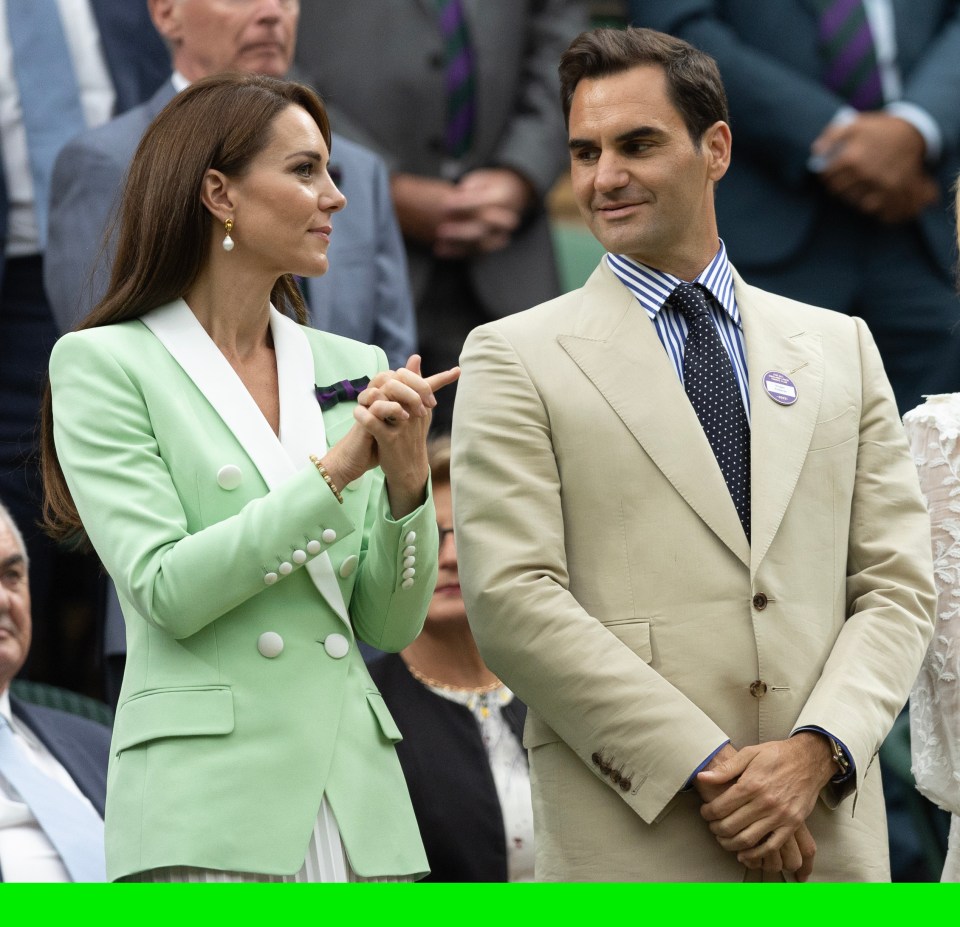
top-left (49, 301), bottom-right (435, 881)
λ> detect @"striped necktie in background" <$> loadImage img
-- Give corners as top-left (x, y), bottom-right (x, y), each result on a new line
top-left (814, 0), bottom-right (884, 110)
top-left (435, 0), bottom-right (475, 158)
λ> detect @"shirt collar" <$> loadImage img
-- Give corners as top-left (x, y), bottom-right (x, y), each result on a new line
top-left (606, 240), bottom-right (740, 328)
top-left (0, 687), bottom-right (10, 725)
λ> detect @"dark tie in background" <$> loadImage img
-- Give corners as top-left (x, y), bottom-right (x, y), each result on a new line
top-left (435, 0), bottom-right (475, 158)
top-left (0, 715), bottom-right (105, 881)
top-left (814, 0), bottom-right (884, 110)
top-left (671, 283), bottom-right (751, 541)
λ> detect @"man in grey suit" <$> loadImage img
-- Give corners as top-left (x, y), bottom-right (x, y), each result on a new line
top-left (636, 0), bottom-right (960, 415)
top-left (44, 0), bottom-right (417, 703)
top-left (45, 0), bottom-right (416, 370)
top-left (296, 0), bottom-right (589, 429)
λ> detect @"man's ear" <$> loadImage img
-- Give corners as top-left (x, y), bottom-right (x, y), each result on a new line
top-left (148, 0), bottom-right (181, 43)
top-left (704, 120), bottom-right (732, 183)
top-left (200, 169), bottom-right (236, 224)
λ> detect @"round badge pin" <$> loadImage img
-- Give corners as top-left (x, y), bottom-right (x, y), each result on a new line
top-left (762, 371), bottom-right (798, 406)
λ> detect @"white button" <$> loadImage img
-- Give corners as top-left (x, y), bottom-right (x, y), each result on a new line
top-left (339, 555), bottom-right (359, 578)
top-left (217, 464), bottom-right (243, 490)
top-left (321, 528), bottom-right (337, 544)
top-left (257, 631), bottom-right (284, 658)
top-left (402, 567), bottom-right (416, 579)
top-left (401, 578), bottom-right (414, 590)
top-left (306, 539), bottom-right (322, 555)
top-left (278, 561), bottom-right (293, 575)
top-left (324, 633), bottom-right (350, 659)
top-left (264, 572), bottom-right (279, 586)
top-left (404, 531), bottom-right (416, 544)
top-left (292, 549), bottom-right (307, 564)
top-left (402, 545), bottom-right (416, 557)
top-left (402, 556), bottom-right (416, 569)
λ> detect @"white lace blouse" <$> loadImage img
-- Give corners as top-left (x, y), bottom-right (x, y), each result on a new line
top-left (904, 394), bottom-right (960, 882)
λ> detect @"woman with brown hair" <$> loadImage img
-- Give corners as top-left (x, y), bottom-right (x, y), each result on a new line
top-left (41, 73), bottom-right (456, 882)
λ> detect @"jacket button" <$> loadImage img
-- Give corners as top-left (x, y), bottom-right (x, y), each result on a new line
top-left (749, 680), bottom-right (768, 698)
top-left (292, 549), bottom-right (307, 564)
top-left (591, 752), bottom-right (602, 766)
top-left (264, 572), bottom-right (279, 586)
top-left (403, 545), bottom-right (416, 557)
top-left (217, 464), bottom-right (242, 490)
top-left (306, 539), bottom-right (322, 555)
top-left (339, 554), bottom-right (359, 578)
top-left (278, 561), bottom-right (293, 575)
top-left (403, 556), bottom-right (416, 569)
top-left (257, 631), bottom-right (284, 658)
top-left (752, 593), bottom-right (768, 610)
top-left (324, 633), bottom-right (350, 659)
top-left (321, 528), bottom-right (337, 544)
top-left (401, 578), bottom-right (415, 590)
top-left (619, 778), bottom-right (632, 792)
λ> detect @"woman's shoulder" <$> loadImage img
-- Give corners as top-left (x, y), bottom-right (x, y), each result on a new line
top-left (298, 323), bottom-right (390, 378)
top-left (51, 318), bottom-right (152, 367)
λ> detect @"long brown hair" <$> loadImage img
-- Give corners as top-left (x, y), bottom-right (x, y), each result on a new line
top-left (41, 73), bottom-right (333, 544)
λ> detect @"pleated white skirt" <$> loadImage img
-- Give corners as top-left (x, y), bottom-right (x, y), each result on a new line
top-left (121, 797), bottom-right (410, 883)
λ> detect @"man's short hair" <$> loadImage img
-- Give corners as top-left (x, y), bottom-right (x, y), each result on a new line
top-left (0, 500), bottom-right (28, 567)
top-left (559, 26), bottom-right (729, 148)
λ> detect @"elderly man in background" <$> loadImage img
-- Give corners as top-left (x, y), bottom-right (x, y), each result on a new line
top-left (0, 501), bottom-right (109, 882)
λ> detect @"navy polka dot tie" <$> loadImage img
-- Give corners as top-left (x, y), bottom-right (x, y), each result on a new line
top-left (671, 282), bottom-right (751, 541)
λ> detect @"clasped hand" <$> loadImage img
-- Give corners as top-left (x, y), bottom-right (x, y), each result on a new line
top-left (694, 733), bottom-right (836, 880)
top-left (321, 355), bottom-right (460, 518)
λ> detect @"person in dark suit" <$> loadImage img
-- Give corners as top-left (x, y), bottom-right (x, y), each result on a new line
top-left (295, 0), bottom-right (590, 430)
top-left (44, 0), bottom-right (418, 705)
top-left (636, 0), bottom-right (960, 415)
top-left (0, 500), bottom-right (109, 882)
top-left (370, 437), bottom-right (533, 882)
top-left (0, 0), bottom-right (168, 684)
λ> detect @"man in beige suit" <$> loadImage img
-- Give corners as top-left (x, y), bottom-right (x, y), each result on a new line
top-left (451, 27), bottom-right (936, 882)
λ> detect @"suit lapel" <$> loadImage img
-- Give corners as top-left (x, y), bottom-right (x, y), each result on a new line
top-left (271, 310), bottom-right (350, 626)
top-left (141, 301), bottom-right (350, 626)
top-left (559, 263), bottom-right (750, 567)
top-left (737, 274), bottom-right (824, 576)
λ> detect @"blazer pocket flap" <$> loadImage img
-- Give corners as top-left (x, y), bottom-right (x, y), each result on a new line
top-left (808, 405), bottom-right (858, 451)
top-left (522, 711), bottom-right (561, 749)
top-left (605, 618), bottom-right (653, 663)
top-left (114, 686), bottom-right (234, 753)
top-left (366, 691), bottom-right (402, 743)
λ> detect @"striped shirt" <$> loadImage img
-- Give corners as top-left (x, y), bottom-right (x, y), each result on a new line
top-left (606, 242), bottom-right (750, 422)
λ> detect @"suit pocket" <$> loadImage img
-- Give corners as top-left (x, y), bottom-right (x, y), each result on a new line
top-left (366, 691), bottom-right (402, 743)
top-left (113, 685), bottom-right (234, 754)
top-left (604, 618), bottom-right (653, 663)
top-left (808, 406), bottom-right (858, 451)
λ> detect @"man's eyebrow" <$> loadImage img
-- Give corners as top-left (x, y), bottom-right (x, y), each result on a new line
top-left (568, 126), bottom-right (665, 150)
top-left (0, 554), bottom-right (24, 570)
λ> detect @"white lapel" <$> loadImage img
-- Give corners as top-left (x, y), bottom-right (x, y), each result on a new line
top-left (141, 300), bottom-right (350, 627)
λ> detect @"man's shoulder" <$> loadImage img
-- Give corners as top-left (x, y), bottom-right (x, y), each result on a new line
top-left (10, 696), bottom-right (111, 747)
top-left (57, 83), bottom-right (173, 167)
top-left (735, 273), bottom-right (860, 335)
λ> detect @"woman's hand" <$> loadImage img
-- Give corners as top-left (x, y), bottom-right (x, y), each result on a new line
top-left (321, 356), bottom-right (460, 517)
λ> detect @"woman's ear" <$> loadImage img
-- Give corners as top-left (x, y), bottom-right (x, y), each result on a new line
top-left (200, 168), bottom-right (236, 223)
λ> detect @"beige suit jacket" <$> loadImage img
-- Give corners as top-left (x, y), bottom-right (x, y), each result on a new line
top-left (451, 260), bottom-right (936, 881)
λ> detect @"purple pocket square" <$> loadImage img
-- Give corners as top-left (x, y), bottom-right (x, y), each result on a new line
top-left (315, 376), bottom-right (370, 411)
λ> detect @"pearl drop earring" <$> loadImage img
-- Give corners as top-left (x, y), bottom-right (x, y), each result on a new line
top-left (222, 218), bottom-right (235, 252)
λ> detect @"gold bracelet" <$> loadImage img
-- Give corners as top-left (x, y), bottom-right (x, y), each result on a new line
top-left (309, 454), bottom-right (343, 504)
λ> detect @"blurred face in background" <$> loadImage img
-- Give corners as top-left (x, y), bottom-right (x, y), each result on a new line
top-left (425, 482), bottom-right (466, 626)
top-left (0, 518), bottom-right (30, 693)
top-left (151, 0), bottom-right (299, 81)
